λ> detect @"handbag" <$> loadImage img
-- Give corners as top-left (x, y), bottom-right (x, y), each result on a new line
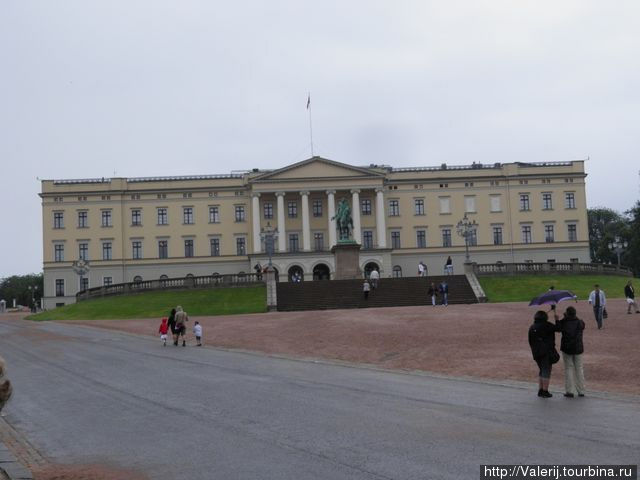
top-left (603, 308), bottom-right (608, 319)
top-left (550, 347), bottom-right (560, 364)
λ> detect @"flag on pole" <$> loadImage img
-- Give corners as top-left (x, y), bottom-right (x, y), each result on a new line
top-left (306, 93), bottom-right (310, 109)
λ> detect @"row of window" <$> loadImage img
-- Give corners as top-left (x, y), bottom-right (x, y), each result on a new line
top-left (53, 223), bottom-right (579, 263)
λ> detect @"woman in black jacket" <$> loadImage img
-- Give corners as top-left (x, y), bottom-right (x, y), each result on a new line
top-left (528, 310), bottom-right (560, 398)
top-left (557, 306), bottom-right (586, 398)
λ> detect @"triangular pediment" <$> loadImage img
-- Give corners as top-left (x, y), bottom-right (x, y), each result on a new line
top-left (251, 157), bottom-right (385, 183)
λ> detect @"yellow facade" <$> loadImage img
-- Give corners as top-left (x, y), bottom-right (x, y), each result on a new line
top-left (40, 157), bottom-right (590, 308)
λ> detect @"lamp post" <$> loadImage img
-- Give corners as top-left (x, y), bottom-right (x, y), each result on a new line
top-left (456, 213), bottom-right (478, 263)
top-left (260, 222), bottom-right (279, 267)
top-left (607, 237), bottom-right (628, 267)
top-left (27, 285), bottom-right (38, 312)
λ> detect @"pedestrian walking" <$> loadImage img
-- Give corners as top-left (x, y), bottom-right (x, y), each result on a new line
top-left (158, 317), bottom-right (169, 346)
top-left (363, 280), bottom-right (371, 300)
top-left (427, 282), bottom-right (438, 306)
top-left (369, 268), bottom-right (380, 290)
top-left (418, 261), bottom-right (427, 277)
top-left (444, 256), bottom-right (453, 275)
top-left (588, 285), bottom-right (606, 329)
top-left (624, 281), bottom-right (640, 314)
top-left (557, 306), bottom-right (586, 398)
top-left (0, 356), bottom-right (12, 413)
top-left (168, 308), bottom-right (178, 345)
top-left (528, 310), bottom-right (560, 398)
top-left (438, 280), bottom-right (449, 306)
top-left (174, 305), bottom-right (189, 346)
top-left (193, 321), bottom-right (203, 346)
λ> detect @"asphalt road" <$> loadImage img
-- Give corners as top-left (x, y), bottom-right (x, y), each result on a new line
top-left (0, 318), bottom-right (638, 480)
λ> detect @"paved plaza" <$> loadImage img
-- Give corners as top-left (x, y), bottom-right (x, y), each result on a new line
top-left (0, 304), bottom-right (638, 479)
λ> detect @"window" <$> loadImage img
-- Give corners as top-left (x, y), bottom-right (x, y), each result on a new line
top-left (568, 224), bottom-right (578, 242)
top-left (363, 231), bottom-right (373, 249)
top-left (131, 209), bottom-right (142, 226)
top-left (519, 194), bottom-right (530, 211)
top-left (565, 193), bottom-right (576, 209)
top-left (391, 231), bottom-right (401, 249)
top-left (54, 212), bottom-right (64, 229)
top-left (490, 195), bottom-right (501, 212)
top-left (469, 229), bottom-right (478, 246)
top-left (439, 197), bottom-right (451, 214)
top-left (183, 207), bottom-right (194, 224)
top-left (287, 201), bottom-right (297, 218)
top-left (493, 227), bottom-right (503, 245)
top-left (263, 202), bottom-right (273, 220)
top-left (542, 193), bottom-right (553, 210)
top-left (80, 276), bottom-right (89, 291)
top-left (442, 229), bottom-right (452, 247)
top-left (158, 240), bottom-right (168, 259)
top-left (54, 244), bottom-right (64, 262)
top-left (132, 241), bottom-right (142, 259)
top-left (184, 239), bottom-right (194, 257)
top-left (392, 266), bottom-right (402, 278)
top-left (236, 237), bottom-right (246, 255)
top-left (361, 199), bottom-right (372, 215)
top-left (389, 200), bottom-right (399, 216)
top-left (133, 275), bottom-right (143, 283)
top-left (77, 211), bottom-right (88, 228)
top-left (289, 234), bottom-right (300, 252)
top-left (55, 279), bottom-right (65, 297)
top-left (522, 226), bottom-right (532, 244)
top-left (464, 196), bottom-right (476, 213)
top-left (101, 210), bottom-right (112, 227)
top-left (102, 242), bottom-right (112, 260)
top-left (416, 230), bottom-right (426, 248)
top-left (544, 225), bottom-right (555, 243)
top-left (414, 199), bottom-right (425, 216)
top-left (235, 205), bottom-right (245, 222)
top-left (313, 233), bottom-right (324, 251)
top-left (312, 200), bottom-right (323, 217)
top-left (209, 206), bottom-right (220, 223)
top-left (103, 277), bottom-right (113, 287)
top-left (78, 243), bottom-right (88, 260)
top-left (210, 238), bottom-right (220, 256)
top-left (157, 208), bottom-right (168, 225)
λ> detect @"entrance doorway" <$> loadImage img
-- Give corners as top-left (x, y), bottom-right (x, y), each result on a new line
top-left (288, 265), bottom-right (304, 283)
top-left (312, 263), bottom-right (331, 280)
top-left (363, 262), bottom-right (380, 278)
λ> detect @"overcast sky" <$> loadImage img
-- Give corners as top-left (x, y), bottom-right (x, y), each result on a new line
top-left (1, 0), bottom-right (639, 277)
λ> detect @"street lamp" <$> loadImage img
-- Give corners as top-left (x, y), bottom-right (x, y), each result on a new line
top-left (27, 285), bottom-right (38, 312)
top-left (608, 237), bottom-right (628, 267)
top-left (260, 222), bottom-right (279, 267)
top-left (456, 213), bottom-right (478, 263)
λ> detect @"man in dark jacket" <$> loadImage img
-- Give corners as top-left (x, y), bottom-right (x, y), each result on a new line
top-left (624, 281), bottom-right (639, 314)
top-left (528, 310), bottom-right (560, 398)
top-left (557, 306), bottom-right (586, 398)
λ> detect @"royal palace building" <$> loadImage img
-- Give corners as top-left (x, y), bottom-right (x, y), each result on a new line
top-left (40, 157), bottom-right (590, 308)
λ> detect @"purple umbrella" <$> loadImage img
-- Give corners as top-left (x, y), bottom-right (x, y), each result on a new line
top-left (529, 290), bottom-right (577, 306)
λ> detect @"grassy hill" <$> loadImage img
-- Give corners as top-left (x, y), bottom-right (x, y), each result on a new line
top-left (29, 286), bottom-right (267, 321)
top-left (479, 275), bottom-right (634, 303)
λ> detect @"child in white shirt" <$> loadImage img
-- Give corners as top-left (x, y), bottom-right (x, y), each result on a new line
top-left (193, 321), bottom-right (203, 346)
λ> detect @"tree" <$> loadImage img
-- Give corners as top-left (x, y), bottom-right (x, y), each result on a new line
top-left (587, 208), bottom-right (629, 263)
top-left (0, 273), bottom-right (44, 308)
top-left (624, 201), bottom-right (640, 275)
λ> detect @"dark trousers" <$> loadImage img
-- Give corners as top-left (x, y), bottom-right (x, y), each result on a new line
top-left (593, 306), bottom-right (603, 329)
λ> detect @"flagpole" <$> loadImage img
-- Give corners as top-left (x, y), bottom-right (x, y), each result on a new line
top-left (307, 92), bottom-right (314, 157)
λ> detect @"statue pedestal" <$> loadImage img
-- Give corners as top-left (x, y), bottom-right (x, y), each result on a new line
top-left (331, 242), bottom-right (361, 280)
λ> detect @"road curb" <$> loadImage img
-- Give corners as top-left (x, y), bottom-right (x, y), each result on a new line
top-left (0, 440), bottom-right (32, 480)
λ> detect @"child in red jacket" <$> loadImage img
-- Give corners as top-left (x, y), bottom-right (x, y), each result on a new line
top-left (158, 317), bottom-right (169, 346)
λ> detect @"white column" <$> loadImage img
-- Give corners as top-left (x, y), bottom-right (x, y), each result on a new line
top-left (251, 193), bottom-right (261, 253)
top-left (301, 191), bottom-right (311, 251)
top-left (327, 190), bottom-right (336, 248)
top-left (276, 192), bottom-right (286, 252)
top-left (351, 189), bottom-right (361, 244)
top-left (376, 188), bottom-right (387, 248)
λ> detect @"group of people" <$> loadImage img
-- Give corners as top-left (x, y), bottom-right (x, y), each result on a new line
top-left (158, 305), bottom-right (203, 347)
top-left (427, 281), bottom-right (449, 306)
top-left (363, 268), bottom-right (380, 299)
top-left (418, 256), bottom-right (453, 277)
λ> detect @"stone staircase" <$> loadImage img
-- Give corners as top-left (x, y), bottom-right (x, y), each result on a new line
top-left (276, 275), bottom-right (478, 311)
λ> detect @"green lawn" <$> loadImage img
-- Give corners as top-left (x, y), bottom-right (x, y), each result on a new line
top-left (479, 275), bottom-right (634, 303)
top-left (28, 286), bottom-right (267, 321)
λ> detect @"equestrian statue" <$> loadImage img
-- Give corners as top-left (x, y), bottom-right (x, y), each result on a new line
top-left (332, 198), bottom-right (354, 242)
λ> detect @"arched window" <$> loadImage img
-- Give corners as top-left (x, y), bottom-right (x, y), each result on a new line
top-left (185, 274), bottom-right (194, 279)
top-left (392, 266), bottom-right (402, 278)
top-left (288, 265), bottom-right (304, 282)
top-left (159, 274), bottom-right (168, 280)
top-left (133, 275), bottom-right (143, 283)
